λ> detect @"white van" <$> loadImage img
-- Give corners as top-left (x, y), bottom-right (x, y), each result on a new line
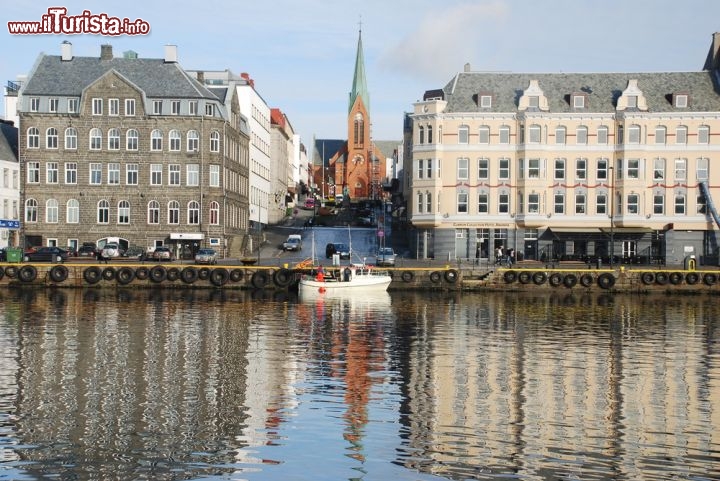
top-left (282, 234), bottom-right (303, 251)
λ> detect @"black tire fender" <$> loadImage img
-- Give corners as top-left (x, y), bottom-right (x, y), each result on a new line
top-left (655, 272), bottom-right (669, 285)
top-left (102, 267), bottom-right (115, 281)
top-left (251, 270), bottom-right (270, 289)
top-left (503, 270), bottom-right (517, 283)
top-left (4, 266), bottom-right (18, 278)
top-left (685, 272), bottom-right (700, 285)
top-left (149, 265), bottom-right (167, 283)
top-left (444, 269), bottom-right (459, 283)
top-left (49, 264), bottom-right (69, 283)
top-left (518, 271), bottom-right (532, 284)
top-left (563, 274), bottom-right (578, 288)
top-left (166, 267), bottom-right (180, 282)
top-left (401, 271), bottom-right (415, 282)
top-left (273, 268), bottom-right (293, 288)
top-left (209, 268), bottom-right (230, 286)
top-left (549, 273), bottom-right (563, 287)
top-left (597, 272), bottom-right (616, 289)
top-left (198, 267), bottom-right (211, 281)
top-left (532, 272), bottom-right (547, 285)
top-left (83, 266), bottom-right (102, 284)
top-left (703, 272), bottom-right (717, 286)
top-left (640, 272), bottom-right (655, 285)
top-left (230, 269), bottom-right (244, 282)
top-left (579, 273), bottom-right (594, 287)
top-left (180, 267), bottom-right (199, 284)
top-left (668, 272), bottom-right (683, 285)
top-left (18, 265), bottom-right (38, 283)
top-left (135, 266), bottom-right (149, 280)
top-left (116, 266), bottom-right (135, 285)
top-left (429, 271), bottom-right (442, 283)
top-left (0, 267), bottom-right (4, 281)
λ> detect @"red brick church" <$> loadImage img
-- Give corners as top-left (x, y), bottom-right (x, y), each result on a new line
top-left (312, 30), bottom-right (396, 202)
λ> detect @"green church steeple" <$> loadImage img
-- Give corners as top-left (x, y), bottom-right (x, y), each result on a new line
top-left (349, 28), bottom-right (369, 114)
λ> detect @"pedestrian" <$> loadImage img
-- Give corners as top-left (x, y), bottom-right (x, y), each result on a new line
top-left (495, 246), bottom-right (503, 265)
top-left (507, 248), bottom-right (515, 266)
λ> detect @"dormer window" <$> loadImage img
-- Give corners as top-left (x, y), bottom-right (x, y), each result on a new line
top-left (520, 80), bottom-right (548, 111)
top-left (674, 93), bottom-right (688, 108)
top-left (627, 95), bottom-right (638, 108)
top-left (573, 95), bottom-right (585, 108)
top-left (528, 96), bottom-right (539, 108)
top-left (480, 95), bottom-right (492, 108)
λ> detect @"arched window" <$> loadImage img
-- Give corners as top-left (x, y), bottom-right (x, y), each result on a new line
top-left (187, 130), bottom-right (199, 152)
top-left (65, 127), bottom-right (77, 150)
top-left (151, 129), bottom-right (163, 151)
top-left (27, 127), bottom-right (39, 148)
top-left (126, 129), bottom-right (139, 150)
top-left (117, 200), bottom-right (130, 224)
top-left (25, 198), bottom-right (38, 223)
top-left (210, 131), bottom-right (220, 152)
top-left (209, 201), bottom-right (220, 225)
top-left (46, 128), bottom-right (58, 149)
top-left (66, 199), bottom-right (79, 223)
top-left (46, 199), bottom-right (58, 223)
top-left (108, 128), bottom-right (120, 150)
top-left (187, 201), bottom-right (200, 224)
top-left (89, 128), bottom-right (102, 150)
top-left (147, 200), bottom-right (160, 224)
top-left (169, 129), bottom-right (181, 151)
top-left (354, 113), bottom-right (364, 146)
top-left (168, 200), bottom-right (180, 224)
top-left (97, 200), bottom-right (109, 224)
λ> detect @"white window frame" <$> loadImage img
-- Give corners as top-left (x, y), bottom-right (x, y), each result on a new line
top-left (92, 98), bottom-right (103, 115)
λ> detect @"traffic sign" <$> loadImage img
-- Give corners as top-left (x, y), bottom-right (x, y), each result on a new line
top-left (0, 219), bottom-right (20, 228)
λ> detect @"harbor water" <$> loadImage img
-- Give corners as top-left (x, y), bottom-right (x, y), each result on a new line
top-left (0, 287), bottom-right (718, 480)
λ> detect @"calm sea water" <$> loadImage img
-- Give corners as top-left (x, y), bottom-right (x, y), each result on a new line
top-left (0, 287), bottom-right (718, 481)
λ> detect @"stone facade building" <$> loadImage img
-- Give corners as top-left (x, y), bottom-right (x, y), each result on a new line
top-left (16, 42), bottom-right (250, 259)
top-left (407, 32), bottom-right (720, 266)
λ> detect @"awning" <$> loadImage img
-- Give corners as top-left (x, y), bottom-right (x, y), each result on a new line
top-left (539, 227), bottom-right (602, 240)
top-left (170, 233), bottom-right (203, 240)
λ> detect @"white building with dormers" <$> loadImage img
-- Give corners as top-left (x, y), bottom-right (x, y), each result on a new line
top-left (407, 32), bottom-right (720, 266)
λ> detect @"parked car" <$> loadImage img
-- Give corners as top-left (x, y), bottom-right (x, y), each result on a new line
top-left (151, 246), bottom-right (175, 262)
top-left (325, 242), bottom-right (350, 259)
top-left (194, 248), bottom-right (218, 265)
top-left (283, 234), bottom-right (303, 251)
top-left (373, 247), bottom-right (397, 267)
top-left (122, 245), bottom-right (146, 260)
top-left (77, 243), bottom-right (97, 257)
top-left (23, 246), bottom-right (69, 263)
top-left (304, 198), bottom-right (316, 209)
top-left (101, 243), bottom-right (124, 259)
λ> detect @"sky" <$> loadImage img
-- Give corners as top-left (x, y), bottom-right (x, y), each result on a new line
top-left (3, 0), bottom-right (720, 149)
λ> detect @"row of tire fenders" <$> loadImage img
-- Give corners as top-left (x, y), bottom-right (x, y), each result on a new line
top-left (503, 270), bottom-right (617, 289)
top-left (0, 264), bottom-right (296, 289)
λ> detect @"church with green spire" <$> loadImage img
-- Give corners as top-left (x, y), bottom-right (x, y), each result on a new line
top-left (312, 29), bottom-right (397, 203)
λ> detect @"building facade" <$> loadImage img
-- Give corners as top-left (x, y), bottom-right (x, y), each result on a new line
top-left (0, 120), bottom-right (20, 248)
top-left (408, 33), bottom-right (720, 265)
top-left (17, 43), bottom-right (250, 258)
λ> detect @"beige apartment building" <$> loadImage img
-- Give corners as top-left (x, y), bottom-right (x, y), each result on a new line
top-left (15, 42), bottom-right (250, 258)
top-left (408, 33), bottom-right (720, 266)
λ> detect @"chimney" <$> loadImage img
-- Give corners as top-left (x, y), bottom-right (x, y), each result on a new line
top-left (164, 44), bottom-right (178, 63)
top-left (241, 72), bottom-right (254, 88)
top-left (100, 44), bottom-right (113, 60)
top-left (464, 63), bottom-right (471, 72)
top-left (61, 40), bottom-right (73, 61)
top-left (197, 71), bottom-right (205, 83)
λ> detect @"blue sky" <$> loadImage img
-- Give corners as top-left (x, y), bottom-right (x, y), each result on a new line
top-left (3, 0), bottom-right (720, 147)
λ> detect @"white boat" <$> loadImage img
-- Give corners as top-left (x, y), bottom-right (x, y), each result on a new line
top-left (298, 264), bottom-right (391, 294)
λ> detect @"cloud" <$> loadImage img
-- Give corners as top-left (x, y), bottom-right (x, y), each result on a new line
top-left (377, 1), bottom-right (509, 82)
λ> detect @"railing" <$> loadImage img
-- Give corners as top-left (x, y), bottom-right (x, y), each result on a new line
top-left (6, 80), bottom-right (21, 93)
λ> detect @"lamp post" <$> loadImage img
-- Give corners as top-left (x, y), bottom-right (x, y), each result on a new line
top-left (609, 164), bottom-right (615, 266)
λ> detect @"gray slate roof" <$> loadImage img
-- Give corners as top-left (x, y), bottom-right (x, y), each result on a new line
top-left (0, 122), bottom-right (18, 162)
top-left (443, 71), bottom-right (720, 113)
top-left (22, 54), bottom-right (218, 100)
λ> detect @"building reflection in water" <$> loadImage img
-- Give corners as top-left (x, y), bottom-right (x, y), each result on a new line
top-left (0, 287), bottom-right (717, 480)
